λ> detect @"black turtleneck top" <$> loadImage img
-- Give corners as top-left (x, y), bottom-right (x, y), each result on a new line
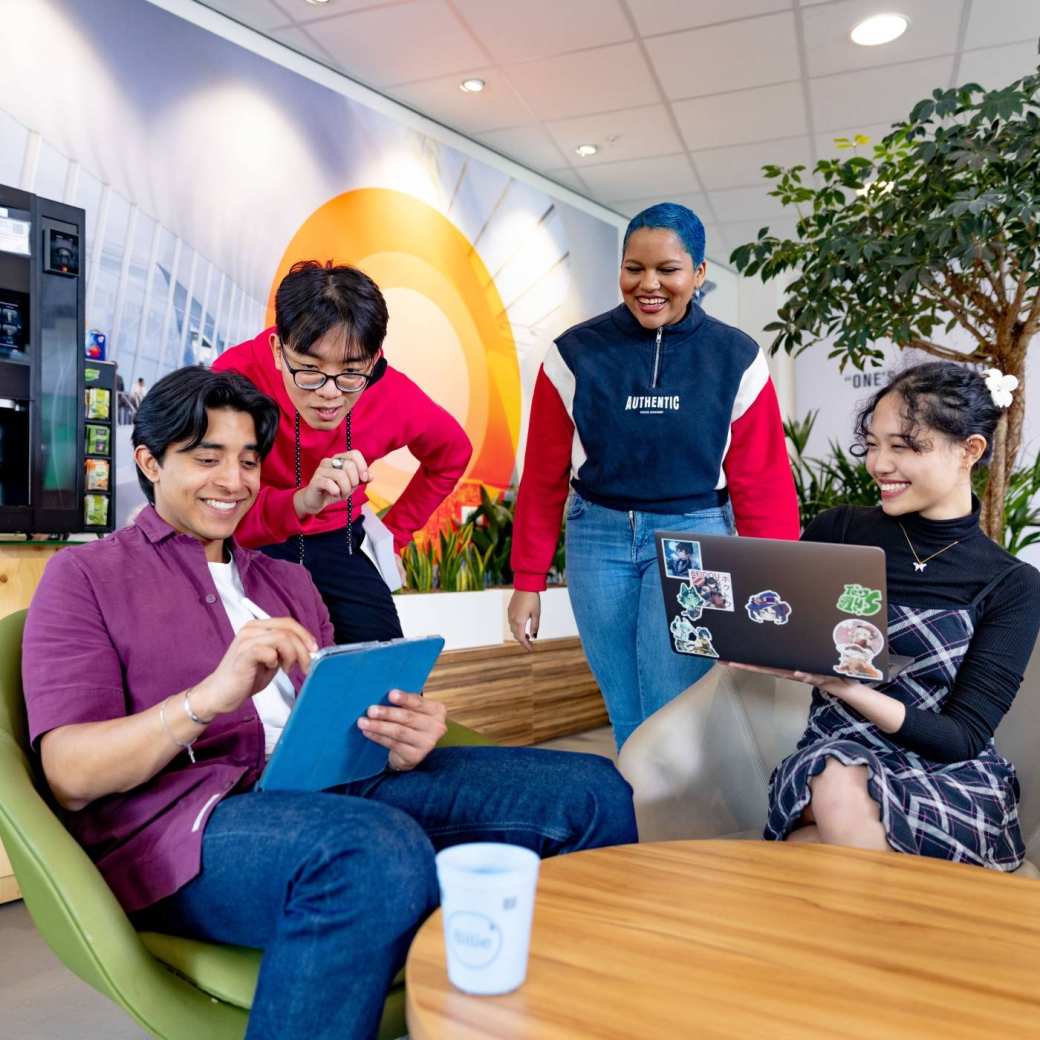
top-left (803, 502), bottom-right (1040, 763)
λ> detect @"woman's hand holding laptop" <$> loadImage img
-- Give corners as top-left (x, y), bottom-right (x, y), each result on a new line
top-left (358, 690), bottom-right (447, 772)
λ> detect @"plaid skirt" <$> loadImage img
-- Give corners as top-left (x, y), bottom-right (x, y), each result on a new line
top-left (765, 605), bottom-right (1025, 871)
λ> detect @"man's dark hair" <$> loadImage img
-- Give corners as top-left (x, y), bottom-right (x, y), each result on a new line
top-left (132, 367), bottom-right (280, 503)
top-left (852, 361), bottom-right (1003, 464)
top-left (275, 260), bottom-right (389, 361)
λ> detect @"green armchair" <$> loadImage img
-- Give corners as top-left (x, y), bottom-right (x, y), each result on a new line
top-left (0, 608), bottom-right (490, 1039)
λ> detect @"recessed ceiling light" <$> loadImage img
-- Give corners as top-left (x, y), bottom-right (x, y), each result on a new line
top-left (850, 13), bottom-right (909, 46)
top-left (304, 0), bottom-right (331, 5)
top-left (575, 144), bottom-right (598, 157)
top-left (459, 78), bottom-right (486, 93)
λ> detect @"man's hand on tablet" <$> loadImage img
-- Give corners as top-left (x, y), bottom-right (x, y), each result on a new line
top-left (358, 690), bottom-right (447, 771)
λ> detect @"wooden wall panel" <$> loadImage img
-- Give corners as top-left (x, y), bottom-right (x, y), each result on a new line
top-left (425, 637), bottom-right (608, 746)
top-left (0, 544), bottom-right (63, 619)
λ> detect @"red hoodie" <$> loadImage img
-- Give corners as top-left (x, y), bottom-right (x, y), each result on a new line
top-left (212, 329), bottom-right (472, 552)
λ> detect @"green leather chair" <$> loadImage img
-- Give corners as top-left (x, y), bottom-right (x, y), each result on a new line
top-left (0, 608), bottom-right (491, 1039)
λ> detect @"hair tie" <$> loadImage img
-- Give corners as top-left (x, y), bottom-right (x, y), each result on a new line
top-left (983, 368), bottom-right (1018, 409)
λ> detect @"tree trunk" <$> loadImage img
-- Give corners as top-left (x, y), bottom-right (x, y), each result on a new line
top-left (979, 352), bottom-right (1026, 546)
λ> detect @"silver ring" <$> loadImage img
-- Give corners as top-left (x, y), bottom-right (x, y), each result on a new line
top-left (329, 457), bottom-right (344, 469)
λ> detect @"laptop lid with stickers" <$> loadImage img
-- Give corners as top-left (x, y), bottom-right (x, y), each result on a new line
top-left (655, 532), bottom-right (911, 681)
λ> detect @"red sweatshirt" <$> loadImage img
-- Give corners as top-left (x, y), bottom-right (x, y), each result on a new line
top-left (212, 329), bottom-right (472, 552)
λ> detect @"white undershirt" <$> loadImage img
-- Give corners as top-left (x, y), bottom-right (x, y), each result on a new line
top-left (207, 558), bottom-right (295, 756)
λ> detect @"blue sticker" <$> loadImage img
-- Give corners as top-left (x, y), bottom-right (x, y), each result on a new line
top-left (745, 590), bottom-right (792, 626)
top-left (670, 615), bottom-right (719, 658)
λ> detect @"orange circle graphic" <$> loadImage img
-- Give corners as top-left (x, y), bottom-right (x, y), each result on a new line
top-left (269, 188), bottom-right (521, 515)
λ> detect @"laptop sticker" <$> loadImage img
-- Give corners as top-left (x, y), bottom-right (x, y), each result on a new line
top-left (687, 570), bottom-right (734, 611)
top-left (670, 615), bottom-right (719, 658)
top-left (677, 582), bottom-right (707, 621)
top-left (745, 590), bottom-right (792, 625)
top-left (832, 619), bottom-right (884, 681)
top-left (836, 583), bottom-right (883, 617)
top-left (663, 539), bottom-right (702, 579)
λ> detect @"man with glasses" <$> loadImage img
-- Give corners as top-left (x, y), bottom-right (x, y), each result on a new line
top-left (213, 260), bottom-right (472, 642)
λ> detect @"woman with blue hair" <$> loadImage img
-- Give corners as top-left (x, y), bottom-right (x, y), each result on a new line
top-left (507, 203), bottom-right (799, 750)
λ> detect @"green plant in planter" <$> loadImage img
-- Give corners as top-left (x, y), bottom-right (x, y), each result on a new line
top-left (468, 485), bottom-right (515, 587)
top-left (732, 66), bottom-right (1040, 543)
top-left (400, 540), bottom-right (435, 592)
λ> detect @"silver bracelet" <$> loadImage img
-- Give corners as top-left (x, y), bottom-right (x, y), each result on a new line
top-left (183, 689), bottom-right (214, 726)
top-left (159, 698), bottom-right (197, 764)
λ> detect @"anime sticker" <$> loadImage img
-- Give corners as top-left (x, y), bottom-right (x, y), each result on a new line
top-left (676, 581), bottom-right (707, 621)
top-left (662, 539), bottom-right (702, 579)
top-left (835, 583), bottom-right (883, 617)
top-left (745, 590), bottom-right (792, 626)
top-left (832, 619), bottom-right (885, 681)
top-left (670, 614), bottom-right (719, 658)
top-left (687, 570), bottom-right (734, 611)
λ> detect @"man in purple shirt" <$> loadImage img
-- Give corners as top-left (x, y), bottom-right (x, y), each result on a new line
top-left (22, 367), bottom-right (636, 1040)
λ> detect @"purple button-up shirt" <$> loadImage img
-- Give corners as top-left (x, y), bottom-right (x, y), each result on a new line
top-left (22, 506), bottom-right (334, 912)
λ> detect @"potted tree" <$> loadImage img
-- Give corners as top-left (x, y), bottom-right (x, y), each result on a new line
top-left (731, 67), bottom-right (1040, 542)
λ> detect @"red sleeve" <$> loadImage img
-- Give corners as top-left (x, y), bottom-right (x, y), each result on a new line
top-left (380, 380), bottom-right (473, 552)
top-left (724, 372), bottom-right (800, 540)
top-left (233, 486), bottom-right (306, 548)
top-left (510, 367), bottom-right (575, 592)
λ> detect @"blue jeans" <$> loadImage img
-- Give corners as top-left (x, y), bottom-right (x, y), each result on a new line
top-left (135, 746), bottom-right (635, 1040)
top-left (565, 492), bottom-right (736, 750)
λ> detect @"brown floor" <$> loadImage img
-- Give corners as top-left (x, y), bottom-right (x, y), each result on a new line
top-left (0, 728), bottom-right (615, 1039)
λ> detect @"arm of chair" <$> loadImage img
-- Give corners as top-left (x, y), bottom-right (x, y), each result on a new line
top-left (617, 665), bottom-right (783, 843)
top-left (437, 719), bottom-right (495, 748)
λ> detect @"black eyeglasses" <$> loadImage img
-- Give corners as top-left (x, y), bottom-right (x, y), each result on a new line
top-left (279, 349), bottom-right (375, 393)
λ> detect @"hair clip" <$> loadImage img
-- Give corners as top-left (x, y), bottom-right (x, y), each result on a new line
top-left (984, 368), bottom-right (1018, 409)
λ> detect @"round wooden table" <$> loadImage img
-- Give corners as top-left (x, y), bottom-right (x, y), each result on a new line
top-left (406, 840), bottom-right (1040, 1039)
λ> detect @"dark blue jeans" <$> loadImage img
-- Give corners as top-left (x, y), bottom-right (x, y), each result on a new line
top-left (137, 746), bottom-right (636, 1040)
top-left (261, 520), bottom-right (403, 644)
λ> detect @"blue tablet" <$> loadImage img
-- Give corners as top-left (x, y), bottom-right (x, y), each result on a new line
top-left (257, 635), bottom-right (445, 792)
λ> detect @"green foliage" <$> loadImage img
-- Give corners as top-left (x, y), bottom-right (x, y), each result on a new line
top-left (988, 452), bottom-right (1040, 556)
top-left (784, 411), bottom-right (876, 528)
top-left (787, 411), bottom-right (1040, 555)
top-left (730, 67), bottom-right (1040, 372)
top-left (398, 486), bottom-right (567, 592)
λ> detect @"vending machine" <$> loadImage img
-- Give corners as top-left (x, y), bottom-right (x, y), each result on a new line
top-left (0, 183), bottom-right (111, 536)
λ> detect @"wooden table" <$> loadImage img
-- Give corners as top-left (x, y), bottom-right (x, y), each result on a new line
top-left (406, 840), bottom-right (1040, 1039)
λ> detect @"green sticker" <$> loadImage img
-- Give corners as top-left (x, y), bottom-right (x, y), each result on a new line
top-left (836, 583), bottom-right (882, 617)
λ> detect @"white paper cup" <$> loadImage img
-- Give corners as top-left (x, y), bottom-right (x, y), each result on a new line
top-left (434, 842), bottom-right (540, 995)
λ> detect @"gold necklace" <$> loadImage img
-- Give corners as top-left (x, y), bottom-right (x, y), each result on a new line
top-left (898, 522), bottom-right (960, 573)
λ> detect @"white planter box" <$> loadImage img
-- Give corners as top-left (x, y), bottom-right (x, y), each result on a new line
top-left (395, 586), bottom-right (577, 651)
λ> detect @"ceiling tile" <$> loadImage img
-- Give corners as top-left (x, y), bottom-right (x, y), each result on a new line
top-left (627, 0), bottom-right (791, 35)
top-left (810, 56), bottom-right (954, 132)
top-left (541, 167), bottom-right (593, 194)
top-left (452, 0), bottom-right (631, 64)
top-left (293, 0), bottom-right (401, 24)
top-left (199, 0), bottom-right (292, 30)
top-left (957, 41), bottom-right (1040, 89)
top-left (307, 0), bottom-right (487, 88)
top-left (692, 135), bottom-right (812, 190)
top-left (475, 126), bottom-right (569, 170)
top-left (674, 82), bottom-right (808, 150)
top-left (813, 121), bottom-right (895, 158)
top-left (645, 12), bottom-right (801, 99)
top-left (266, 26), bottom-right (337, 67)
top-left (577, 154), bottom-right (698, 202)
top-left (802, 0), bottom-right (964, 79)
top-left (708, 184), bottom-right (788, 222)
top-left (544, 105), bottom-right (683, 165)
top-left (504, 43), bottom-right (660, 120)
top-left (612, 192), bottom-right (708, 218)
top-left (387, 71), bottom-right (535, 134)
top-left (964, 0), bottom-right (1040, 50)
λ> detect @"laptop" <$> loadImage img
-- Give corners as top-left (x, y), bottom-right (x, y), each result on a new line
top-left (655, 532), bottom-right (911, 681)
top-left (257, 635), bottom-right (445, 792)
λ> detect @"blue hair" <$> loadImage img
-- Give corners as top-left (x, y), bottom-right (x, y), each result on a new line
top-left (623, 203), bottom-right (705, 264)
